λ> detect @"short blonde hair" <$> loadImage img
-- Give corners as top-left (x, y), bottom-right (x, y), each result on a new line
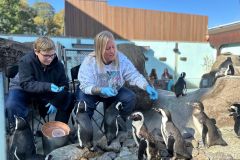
top-left (94, 31), bottom-right (118, 70)
top-left (33, 36), bottom-right (55, 52)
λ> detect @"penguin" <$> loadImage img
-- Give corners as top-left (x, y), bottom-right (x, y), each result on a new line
top-left (9, 115), bottom-right (36, 160)
top-left (215, 57), bottom-right (233, 78)
top-left (104, 101), bottom-right (123, 145)
top-left (224, 64), bottom-right (235, 76)
top-left (174, 72), bottom-right (187, 98)
top-left (72, 100), bottom-right (94, 151)
top-left (153, 108), bottom-right (192, 159)
top-left (129, 111), bottom-right (168, 160)
top-left (219, 57), bottom-right (233, 69)
top-left (191, 101), bottom-right (227, 147)
top-left (228, 103), bottom-right (240, 137)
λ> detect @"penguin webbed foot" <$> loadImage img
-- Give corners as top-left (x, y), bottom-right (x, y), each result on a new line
top-left (89, 146), bottom-right (95, 152)
top-left (107, 141), bottom-right (112, 146)
top-left (198, 140), bottom-right (206, 148)
top-left (159, 149), bottom-right (171, 158)
top-left (77, 145), bottom-right (84, 150)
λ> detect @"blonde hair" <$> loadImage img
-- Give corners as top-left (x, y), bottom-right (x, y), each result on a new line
top-left (33, 36), bottom-right (55, 52)
top-left (93, 31), bottom-right (119, 70)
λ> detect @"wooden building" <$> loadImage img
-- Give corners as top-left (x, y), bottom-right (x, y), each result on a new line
top-left (65, 0), bottom-right (208, 42)
top-left (208, 21), bottom-right (240, 56)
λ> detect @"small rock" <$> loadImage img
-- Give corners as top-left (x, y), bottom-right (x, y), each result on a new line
top-left (122, 138), bottom-right (136, 148)
top-left (191, 148), bottom-right (199, 157)
top-left (207, 152), bottom-right (234, 160)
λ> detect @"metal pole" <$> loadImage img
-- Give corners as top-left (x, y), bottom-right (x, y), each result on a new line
top-left (0, 71), bottom-right (6, 160)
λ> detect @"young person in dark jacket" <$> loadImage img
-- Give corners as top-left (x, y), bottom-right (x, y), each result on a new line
top-left (5, 37), bottom-right (74, 130)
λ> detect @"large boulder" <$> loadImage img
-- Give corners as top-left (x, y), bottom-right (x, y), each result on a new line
top-left (211, 54), bottom-right (240, 71)
top-left (200, 54), bottom-right (240, 88)
top-left (201, 76), bottom-right (240, 127)
top-left (150, 76), bottom-right (240, 130)
top-left (117, 43), bottom-right (153, 110)
top-left (117, 43), bottom-right (148, 77)
top-left (0, 38), bottom-right (33, 70)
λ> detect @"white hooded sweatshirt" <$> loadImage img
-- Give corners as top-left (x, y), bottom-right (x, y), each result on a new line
top-left (78, 51), bottom-right (148, 95)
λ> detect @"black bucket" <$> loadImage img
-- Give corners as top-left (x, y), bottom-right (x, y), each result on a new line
top-left (41, 121), bottom-right (70, 155)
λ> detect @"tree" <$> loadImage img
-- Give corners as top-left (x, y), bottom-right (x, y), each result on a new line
top-left (16, 0), bottom-right (37, 34)
top-left (53, 10), bottom-right (64, 36)
top-left (0, 0), bottom-right (36, 34)
top-left (33, 2), bottom-right (58, 35)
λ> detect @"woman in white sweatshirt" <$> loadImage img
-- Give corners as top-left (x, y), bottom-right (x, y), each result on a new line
top-left (77, 30), bottom-right (158, 120)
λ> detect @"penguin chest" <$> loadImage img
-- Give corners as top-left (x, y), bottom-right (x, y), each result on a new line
top-left (161, 123), bottom-right (167, 142)
top-left (192, 115), bottom-right (203, 136)
top-left (132, 125), bottom-right (142, 146)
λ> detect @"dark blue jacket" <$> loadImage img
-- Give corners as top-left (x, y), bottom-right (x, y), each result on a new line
top-left (18, 52), bottom-right (68, 93)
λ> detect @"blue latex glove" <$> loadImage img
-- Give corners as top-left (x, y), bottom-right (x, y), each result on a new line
top-left (146, 85), bottom-right (158, 100)
top-left (100, 87), bottom-right (117, 97)
top-left (50, 84), bottom-right (64, 92)
top-left (45, 103), bottom-right (57, 114)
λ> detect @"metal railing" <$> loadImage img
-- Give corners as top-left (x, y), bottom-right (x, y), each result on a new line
top-left (63, 48), bottom-right (93, 79)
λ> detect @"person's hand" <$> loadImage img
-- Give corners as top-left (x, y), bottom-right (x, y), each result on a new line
top-left (45, 103), bottom-right (57, 114)
top-left (146, 85), bottom-right (158, 100)
top-left (50, 84), bottom-right (64, 92)
top-left (100, 87), bottom-right (118, 97)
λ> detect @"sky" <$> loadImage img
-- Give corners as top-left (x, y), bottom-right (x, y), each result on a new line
top-left (28, 0), bottom-right (240, 28)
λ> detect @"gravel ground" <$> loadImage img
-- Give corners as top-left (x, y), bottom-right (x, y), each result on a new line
top-left (201, 127), bottom-right (240, 159)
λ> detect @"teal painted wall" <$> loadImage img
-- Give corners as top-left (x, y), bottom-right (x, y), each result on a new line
top-left (133, 41), bottom-right (216, 88)
top-left (1, 35), bottom-right (216, 88)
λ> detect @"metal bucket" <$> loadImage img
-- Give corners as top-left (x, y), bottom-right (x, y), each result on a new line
top-left (41, 121), bottom-right (70, 155)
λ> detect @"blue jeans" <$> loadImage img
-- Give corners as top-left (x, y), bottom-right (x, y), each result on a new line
top-left (76, 87), bottom-right (136, 120)
top-left (5, 89), bottom-right (74, 124)
top-left (5, 89), bottom-right (30, 124)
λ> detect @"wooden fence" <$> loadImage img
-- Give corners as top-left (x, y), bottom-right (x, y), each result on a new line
top-left (65, 0), bottom-right (208, 42)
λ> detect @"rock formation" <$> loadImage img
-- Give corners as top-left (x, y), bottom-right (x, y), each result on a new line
top-left (0, 38), bottom-right (33, 70)
top-left (118, 43), bottom-right (153, 110)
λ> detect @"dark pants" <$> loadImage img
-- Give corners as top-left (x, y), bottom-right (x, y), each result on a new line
top-left (76, 87), bottom-right (136, 120)
top-left (5, 89), bottom-right (74, 124)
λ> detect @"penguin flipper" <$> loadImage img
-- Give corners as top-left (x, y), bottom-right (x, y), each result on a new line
top-left (202, 123), bottom-right (208, 147)
top-left (117, 116), bottom-right (126, 131)
top-left (138, 139), bottom-right (148, 160)
top-left (167, 135), bottom-right (175, 156)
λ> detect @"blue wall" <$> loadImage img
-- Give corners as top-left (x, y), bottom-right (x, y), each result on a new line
top-left (0, 34), bottom-right (216, 88)
top-left (132, 40), bottom-right (216, 87)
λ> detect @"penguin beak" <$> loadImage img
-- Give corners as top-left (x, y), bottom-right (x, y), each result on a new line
top-left (228, 108), bottom-right (235, 113)
top-left (152, 108), bottom-right (162, 115)
top-left (228, 107), bottom-right (236, 116)
top-left (128, 115), bottom-right (133, 120)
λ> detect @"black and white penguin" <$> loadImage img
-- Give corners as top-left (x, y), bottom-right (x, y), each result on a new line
top-left (9, 115), bottom-right (36, 160)
top-left (224, 64), bottom-right (235, 76)
top-left (215, 57), bottom-right (233, 78)
top-left (72, 100), bottom-right (94, 150)
top-left (153, 108), bottom-right (192, 159)
top-left (174, 72), bottom-right (187, 98)
top-left (129, 111), bottom-right (167, 160)
top-left (192, 101), bottom-right (227, 147)
top-left (228, 103), bottom-right (240, 137)
top-left (104, 101), bottom-right (123, 145)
